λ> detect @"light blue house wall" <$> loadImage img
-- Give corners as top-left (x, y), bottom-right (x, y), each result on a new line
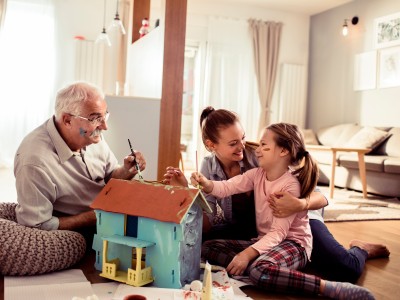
top-left (92, 202), bottom-right (203, 288)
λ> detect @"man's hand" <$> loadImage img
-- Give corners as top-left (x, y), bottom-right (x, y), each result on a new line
top-left (112, 150), bottom-right (146, 180)
top-left (124, 150), bottom-right (146, 174)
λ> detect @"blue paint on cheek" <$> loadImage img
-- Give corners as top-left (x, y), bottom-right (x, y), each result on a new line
top-left (79, 128), bottom-right (87, 136)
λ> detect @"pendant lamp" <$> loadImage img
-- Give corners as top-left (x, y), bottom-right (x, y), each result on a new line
top-left (108, 0), bottom-right (126, 35)
top-left (95, 0), bottom-right (112, 46)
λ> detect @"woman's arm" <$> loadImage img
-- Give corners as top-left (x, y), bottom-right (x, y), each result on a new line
top-left (268, 190), bottom-right (328, 218)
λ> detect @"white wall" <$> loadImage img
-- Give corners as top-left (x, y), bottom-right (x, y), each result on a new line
top-left (308, 0), bottom-right (400, 130)
top-left (126, 25), bottom-right (164, 98)
top-left (103, 96), bottom-right (160, 180)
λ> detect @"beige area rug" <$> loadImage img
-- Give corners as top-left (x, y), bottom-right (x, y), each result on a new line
top-left (318, 186), bottom-right (400, 222)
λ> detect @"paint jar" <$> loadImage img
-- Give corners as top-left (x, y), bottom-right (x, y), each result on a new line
top-left (123, 295), bottom-right (147, 300)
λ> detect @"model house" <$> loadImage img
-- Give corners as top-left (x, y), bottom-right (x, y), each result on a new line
top-left (90, 178), bottom-right (211, 288)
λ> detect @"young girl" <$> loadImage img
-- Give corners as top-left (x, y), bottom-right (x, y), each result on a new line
top-left (190, 122), bottom-right (375, 300)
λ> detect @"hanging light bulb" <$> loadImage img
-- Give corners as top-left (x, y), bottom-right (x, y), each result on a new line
top-left (95, 0), bottom-right (112, 46)
top-left (108, 0), bottom-right (126, 35)
top-left (96, 28), bottom-right (112, 47)
top-left (342, 19), bottom-right (349, 36)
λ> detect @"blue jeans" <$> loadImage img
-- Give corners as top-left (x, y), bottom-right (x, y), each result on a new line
top-left (308, 219), bottom-right (368, 283)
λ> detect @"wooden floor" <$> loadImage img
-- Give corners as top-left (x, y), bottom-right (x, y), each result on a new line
top-left (0, 220), bottom-right (399, 300)
top-left (243, 220), bottom-right (400, 300)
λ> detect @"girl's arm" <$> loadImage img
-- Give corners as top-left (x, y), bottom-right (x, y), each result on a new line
top-left (252, 212), bottom-right (297, 254)
top-left (191, 170), bottom-right (256, 197)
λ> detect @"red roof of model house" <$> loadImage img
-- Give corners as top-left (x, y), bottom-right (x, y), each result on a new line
top-left (90, 178), bottom-right (212, 224)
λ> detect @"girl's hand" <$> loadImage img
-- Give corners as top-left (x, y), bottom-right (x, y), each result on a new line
top-left (226, 254), bottom-right (249, 276)
top-left (226, 247), bottom-right (258, 276)
top-left (190, 172), bottom-right (213, 192)
top-left (163, 167), bottom-right (188, 186)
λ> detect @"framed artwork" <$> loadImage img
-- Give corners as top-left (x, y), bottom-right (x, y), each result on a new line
top-left (378, 46), bottom-right (400, 88)
top-left (374, 12), bottom-right (400, 49)
top-left (354, 51), bottom-right (377, 91)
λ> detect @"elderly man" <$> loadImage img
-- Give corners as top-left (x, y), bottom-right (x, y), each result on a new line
top-left (14, 82), bottom-right (145, 239)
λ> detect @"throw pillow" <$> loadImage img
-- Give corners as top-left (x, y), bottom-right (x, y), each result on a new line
top-left (345, 127), bottom-right (390, 150)
top-left (382, 127), bottom-right (400, 157)
top-left (317, 123), bottom-right (361, 146)
top-left (302, 129), bottom-right (319, 145)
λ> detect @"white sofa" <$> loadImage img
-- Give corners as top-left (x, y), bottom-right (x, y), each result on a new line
top-left (304, 124), bottom-right (400, 197)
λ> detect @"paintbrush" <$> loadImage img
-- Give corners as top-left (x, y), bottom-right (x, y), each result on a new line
top-left (128, 138), bottom-right (144, 181)
top-left (195, 150), bottom-right (202, 189)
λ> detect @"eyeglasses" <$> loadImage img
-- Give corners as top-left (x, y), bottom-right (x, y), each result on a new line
top-left (70, 111), bottom-right (110, 125)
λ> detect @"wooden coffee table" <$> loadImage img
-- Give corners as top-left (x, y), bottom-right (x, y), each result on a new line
top-left (306, 145), bottom-right (371, 198)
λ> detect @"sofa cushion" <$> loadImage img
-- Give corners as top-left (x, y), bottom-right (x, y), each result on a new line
top-left (338, 154), bottom-right (385, 172)
top-left (383, 128), bottom-right (400, 158)
top-left (344, 127), bottom-right (391, 150)
top-left (317, 123), bottom-right (361, 146)
top-left (302, 129), bottom-right (319, 145)
top-left (384, 158), bottom-right (400, 174)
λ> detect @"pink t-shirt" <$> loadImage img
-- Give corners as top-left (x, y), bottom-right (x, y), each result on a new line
top-left (211, 167), bottom-right (312, 259)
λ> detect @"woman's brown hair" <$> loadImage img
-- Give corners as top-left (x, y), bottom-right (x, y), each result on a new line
top-left (200, 106), bottom-right (240, 152)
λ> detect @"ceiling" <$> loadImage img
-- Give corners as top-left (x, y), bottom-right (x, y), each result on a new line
top-left (212, 0), bottom-right (354, 16)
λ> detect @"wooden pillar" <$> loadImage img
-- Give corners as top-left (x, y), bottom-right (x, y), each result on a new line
top-left (132, 0), bottom-right (151, 43)
top-left (157, 0), bottom-right (187, 179)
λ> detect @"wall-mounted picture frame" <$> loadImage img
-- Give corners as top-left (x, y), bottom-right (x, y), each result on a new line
top-left (374, 12), bottom-right (400, 49)
top-left (378, 46), bottom-right (400, 88)
top-left (354, 51), bottom-right (377, 91)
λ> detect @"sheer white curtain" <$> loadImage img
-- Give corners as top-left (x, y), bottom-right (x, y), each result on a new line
top-left (0, 0), bottom-right (7, 31)
top-left (197, 16), bottom-right (260, 160)
top-left (0, 0), bottom-right (55, 168)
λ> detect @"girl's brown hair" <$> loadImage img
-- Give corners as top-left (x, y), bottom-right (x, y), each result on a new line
top-left (200, 106), bottom-right (240, 152)
top-left (267, 123), bottom-right (319, 199)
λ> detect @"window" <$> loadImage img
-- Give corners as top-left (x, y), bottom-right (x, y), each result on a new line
top-left (0, 0), bottom-right (55, 167)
